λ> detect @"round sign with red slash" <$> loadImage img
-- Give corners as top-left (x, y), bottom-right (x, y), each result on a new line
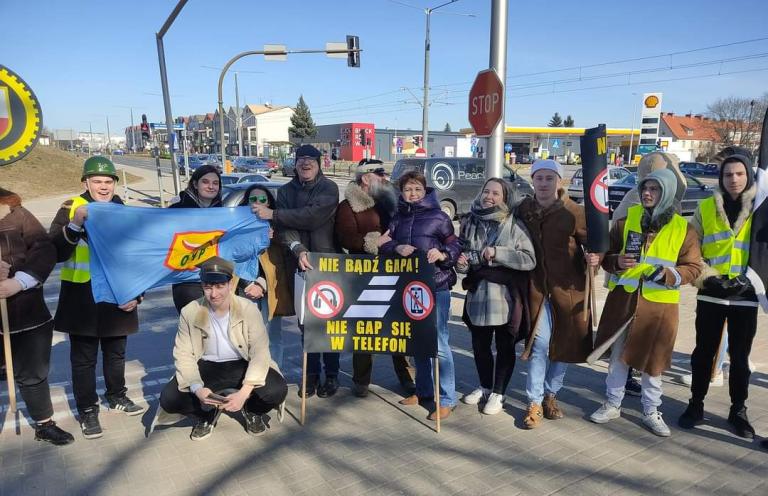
top-left (589, 168), bottom-right (610, 214)
top-left (307, 281), bottom-right (344, 319)
top-left (402, 281), bottom-right (434, 321)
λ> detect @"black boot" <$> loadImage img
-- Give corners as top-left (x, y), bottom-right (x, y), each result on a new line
top-left (35, 420), bottom-right (75, 446)
top-left (678, 399), bottom-right (704, 429)
top-left (298, 375), bottom-right (319, 398)
top-left (317, 376), bottom-right (339, 398)
top-left (728, 405), bottom-right (755, 439)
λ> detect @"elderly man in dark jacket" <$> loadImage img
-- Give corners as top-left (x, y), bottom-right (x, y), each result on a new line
top-left (253, 144), bottom-right (340, 398)
top-left (335, 161), bottom-right (415, 398)
top-left (49, 157), bottom-right (145, 440)
top-left (0, 188), bottom-right (74, 445)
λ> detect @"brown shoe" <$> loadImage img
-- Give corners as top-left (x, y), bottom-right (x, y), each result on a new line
top-left (542, 394), bottom-right (564, 420)
top-left (399, 395), bottom-right (421, 406)
top-left (523, 403), bottom-right (543, 429)
top-left (427, 405), bottom-right (455, 421)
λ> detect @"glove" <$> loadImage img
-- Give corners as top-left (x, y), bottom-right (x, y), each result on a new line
top-left (703, 276), bottom-right (723, 291)
top-left (642, 265), bottom-right (666, 283)
top-left (720, 275), bottom-right (753, 296)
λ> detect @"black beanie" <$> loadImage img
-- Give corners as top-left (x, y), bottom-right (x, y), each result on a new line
top-left (719, 154), bottom-right (755, 192)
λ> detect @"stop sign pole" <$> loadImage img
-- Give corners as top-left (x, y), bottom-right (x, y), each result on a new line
top-left (486, 0), bottom-right (508, 179)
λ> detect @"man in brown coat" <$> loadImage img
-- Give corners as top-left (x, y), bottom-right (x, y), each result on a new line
top-left (335, 161), bottom-right (415, 397)
top-left (517, 159), bottom-right (600, 429)
top-left (589, 169), bottom-right (701, 437)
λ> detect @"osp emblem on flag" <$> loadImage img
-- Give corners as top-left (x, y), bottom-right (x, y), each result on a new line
top-left (164, 230), bottom-right (226, 270)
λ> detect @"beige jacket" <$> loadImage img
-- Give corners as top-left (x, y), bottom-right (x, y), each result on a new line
top-left (173, 295), bottom-right (278, 392)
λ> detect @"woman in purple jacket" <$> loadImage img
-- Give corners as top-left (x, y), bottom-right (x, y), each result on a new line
top-left (381, 171), bottom-right (461, 420)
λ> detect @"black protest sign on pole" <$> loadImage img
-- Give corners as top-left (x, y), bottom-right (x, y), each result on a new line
top-left (302, 252), bottom-right (438, 357)
top-left (580, 124), bottom-right (610, 253)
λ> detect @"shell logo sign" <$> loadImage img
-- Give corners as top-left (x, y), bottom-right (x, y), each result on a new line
top-left (163, 230), bottom-right (225, 270)
top-left (644, 95), bottom-right (660, 109)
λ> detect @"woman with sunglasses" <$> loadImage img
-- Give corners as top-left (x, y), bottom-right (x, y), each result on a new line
top-left (168, 165), bottom-right (223, 313)
top-left (238, 185), bottom-right (293, 369)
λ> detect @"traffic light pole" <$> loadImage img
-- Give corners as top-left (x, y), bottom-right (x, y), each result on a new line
top-left (486, 0), bottom-right (508, 179)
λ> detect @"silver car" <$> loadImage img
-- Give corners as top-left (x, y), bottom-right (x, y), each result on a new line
top-left (568, 166), bottom-right (630, 203)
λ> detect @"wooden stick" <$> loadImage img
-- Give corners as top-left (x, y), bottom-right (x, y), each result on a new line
top-left (300, 352), bottom-right (307, 426)
top-left (434, 356), bottom-right (440, 434)
top-left (0, 246), bottom-right (17, 414)
top-left (589, 269), bottom-right (597, 324)
top-left (582, 269), bottom-right (591, 322)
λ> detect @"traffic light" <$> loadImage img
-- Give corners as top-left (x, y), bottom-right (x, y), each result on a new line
top-left (359, 128), bottom-right (366, 146)
top-left (140, 114), bottom-right (150, 141)
top-left (346, 35), bottom-right (360, 68)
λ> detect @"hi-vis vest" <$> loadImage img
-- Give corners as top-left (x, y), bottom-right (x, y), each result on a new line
top-left (608, 204), bottom-right (688, 304)
top-left (60, 196), bottom-right (90, 283)
top-left (698, 197), bottom-right (751, 278)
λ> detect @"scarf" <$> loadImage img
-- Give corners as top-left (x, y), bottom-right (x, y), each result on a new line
top-left (461, 199), bottom-right (511, 252)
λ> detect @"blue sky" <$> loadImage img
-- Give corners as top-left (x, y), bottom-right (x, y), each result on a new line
top-left (2, 0), bottom-right (767, 136)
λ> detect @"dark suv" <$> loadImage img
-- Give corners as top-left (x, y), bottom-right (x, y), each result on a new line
top-left (391, 157), bottom-right (533, 219)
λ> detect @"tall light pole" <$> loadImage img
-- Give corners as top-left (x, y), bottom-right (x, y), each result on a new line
top-left (235, 72), bottom-right (243, 157)
top-left (105, 115), bottom-right (112, 157)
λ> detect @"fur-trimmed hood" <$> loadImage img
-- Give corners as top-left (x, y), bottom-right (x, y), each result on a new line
top-left (344, 181), bottom-right (375, 213)
top-left (711, 184), bottom-right (756, 235)
top-left (0, 188), bottom-right (22, 221)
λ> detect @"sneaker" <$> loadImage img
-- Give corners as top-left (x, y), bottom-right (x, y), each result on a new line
top-left (728, 405), bottom-right (755, 439)
top-left (589, 403), bottom-right (621, 424)
top-left (351, 383), bottom-right (369, 398)
top-left (190, 417), bottom-right (215, 441)
top-left (625, 377), bottom-right (642, 397)
top-left (681, 373), bottom-right (723, 387)
top-left (106, 396), bottom-right (145, 416)
top-left (678, 399), bottom-right (704, 429)
top-left (35, 421), bottom-right (75, 446)
top-left (298, 375), bottom-right (319, 398)
top-left (79, 408), bottom-right (103, 440)
top-left (317, 376), bottom-right (339, 398)
top-left (642, 411), bottom-right (671, 437)
top-left (243, 410), bottom-right (267, 436)
top-left (482, 393), bottom-right (504, 415)
top-left (462, 387), bottom-right (489, 405)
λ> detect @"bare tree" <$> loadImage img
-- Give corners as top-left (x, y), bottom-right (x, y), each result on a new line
top-left (706, 94), bottom-right (768, 152)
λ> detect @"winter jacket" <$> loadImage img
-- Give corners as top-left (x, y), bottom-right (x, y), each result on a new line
top-left (517, 190), bottom-right (592, 363)
top-left (49, 193), bottom-right (140, 337)
top-left (335, 181), bottom-right (393, 255)
top-left (0, 189), bottom-right (56, 334)
top-left (380, 188), bottom-right (461, 291)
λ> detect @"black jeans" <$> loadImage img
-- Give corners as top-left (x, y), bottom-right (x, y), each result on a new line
top-left (691, 300), bottom-right (758, 407)
top-left (160, 360), bottom-right (287, 417)
top-left (299, 324), bottom-right (339, 379)
top-left (469, 324), bottom-right (516, 395)
top-left (0, 323), bottom-right (55, 421)
top-left (172, 282), bottom-right (204, 314)
top-left (69, 334), bottom-right (128, 413)
top-left (352, 353), bottom-right (412, 386)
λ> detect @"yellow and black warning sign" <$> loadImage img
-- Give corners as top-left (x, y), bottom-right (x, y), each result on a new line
top-left (0, 65), bottom-right (42, 166)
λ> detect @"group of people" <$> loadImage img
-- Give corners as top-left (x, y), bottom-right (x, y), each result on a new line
top-left (0, 144), bottom-right (763, 447)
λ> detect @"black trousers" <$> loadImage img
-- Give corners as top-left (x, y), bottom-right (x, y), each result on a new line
top-left (469, 324), bottom-right (516, 395)
top-left (69, 334), bottom-right (128, 413)
top-left (352, 353), bottom-right (412, 386)
top-left (691, 300), bottom-right (758, 407)
top-left (160, 360), bottom-right (287, 417)
top-left (172, 282), bottom-right (204, 314)
top-left (0, 323), bottom-right (54, 421)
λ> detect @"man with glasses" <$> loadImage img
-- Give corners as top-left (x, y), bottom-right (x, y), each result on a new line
top-left (159, 257), bottom-right (287, 441)
top-left (253, 144), bottom-right (341, 398)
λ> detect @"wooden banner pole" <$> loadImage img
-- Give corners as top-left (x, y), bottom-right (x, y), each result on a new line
top-left (0, 245), bottom-right (17, 414)
top-left (582, 269), bottom-right (591, 322)
top-left (434, 356), bottom-right (440, 433)
top-left (589, 269), bottom-right (597, 323)
top-left (300, 352), bottom-right (307, 426)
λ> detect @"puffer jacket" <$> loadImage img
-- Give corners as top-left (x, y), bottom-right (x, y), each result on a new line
top-left (381, 188), bottom-right (460, 291)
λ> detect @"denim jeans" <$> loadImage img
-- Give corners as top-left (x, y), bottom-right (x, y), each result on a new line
top-left (605, 328), bottom-right (663, 414)
top-left (525, 300), bottom-right (569, 405)
top-left (258, 299), bottom-right (284, 370)
top-left (414, 290), bottom-right (456, 407)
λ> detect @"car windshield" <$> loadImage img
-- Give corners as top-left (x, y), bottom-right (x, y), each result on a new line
top-left (391, 159), bottom-right (425, 181)
top-left (684, 174), bottom-right (702, 187)
top-left (618, 173), bottom-right (637, 185)
top-left (220, 176), bottom-right (239, 185)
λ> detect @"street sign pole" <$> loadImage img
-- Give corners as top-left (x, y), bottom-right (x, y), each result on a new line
top-left (486, 0), bottom-right (508, 179)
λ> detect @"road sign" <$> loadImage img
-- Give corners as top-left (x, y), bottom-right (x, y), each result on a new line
top-left (468, 69), bottom-right (504, 137)
top-left (415, 147), bottom-right (426, 157)
top-left (552, 139), bottom-right (561, 148)
top-left (504, 143), bottom-right (512, 153)
top-left (589, 169), bottom-right (610, 214)
top-left (403, 281), bottom-right (434, 321)
top-left (307, 281), bottom-right (344, 319)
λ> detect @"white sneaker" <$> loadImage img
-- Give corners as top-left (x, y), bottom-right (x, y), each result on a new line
top-left (482, 393), bottom-right (504, 415)
top-left (589, 403), bottom-right (621, 424)
top-left (711, 371), bottom-right (724, 387)
top-left (642, 410), bottom-right (671, 437)
top-left (748, 359), bottom-right (757, 373)
top-left (462, 387), bottom-right (489, 405)
top-left (681, 373), bottom-right (693, 386)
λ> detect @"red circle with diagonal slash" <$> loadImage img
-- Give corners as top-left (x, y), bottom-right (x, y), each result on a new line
top-left (307, 281), bottom-right (344, 319)
top-left (589, 168), bottom-right (610, 214)
top-left (402, 281), bottom-right (434, 321)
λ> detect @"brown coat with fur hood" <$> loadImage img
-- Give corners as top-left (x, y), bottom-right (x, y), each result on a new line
top-left (335, 182), bottom-right (388, 255)
top-left (0, 188), bottom-right (57, 334)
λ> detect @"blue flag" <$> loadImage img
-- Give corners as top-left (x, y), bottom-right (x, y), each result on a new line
top-left (84, 203), bottom-right (270, 304)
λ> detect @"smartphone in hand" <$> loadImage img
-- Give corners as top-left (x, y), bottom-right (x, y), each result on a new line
top-left (206, 392), bottom-right (228, 404)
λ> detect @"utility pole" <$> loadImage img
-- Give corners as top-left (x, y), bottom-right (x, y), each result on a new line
top-left (129, 107), bottom-right (135, 153)
top-left (235, 72), bottom-right (243, 157)
top-left (486, 0), bottom-right (508, 179)
top-left (105, 116), bottom-right (112, 158)
top-left (89, 122), bottom-right (94, 153)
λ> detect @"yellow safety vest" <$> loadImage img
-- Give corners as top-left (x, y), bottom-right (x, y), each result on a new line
top-left (60, 196), bottom-right (91, 283)
top-left (698, 197), bottom-right (751, 278)
top-left (608, 204), bottom-right (688, 303)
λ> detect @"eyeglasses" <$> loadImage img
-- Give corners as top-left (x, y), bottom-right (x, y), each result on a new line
top-left (249, 195), bottom-right (268, 204)
top-left (296, 157), bottom-right (317, 166)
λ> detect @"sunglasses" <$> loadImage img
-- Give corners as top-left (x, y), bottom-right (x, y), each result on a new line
top-left (249, 195), bottom-right (268, 204)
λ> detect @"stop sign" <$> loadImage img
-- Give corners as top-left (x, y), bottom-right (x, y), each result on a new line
top-left (468, 69), bottom-right (504, 137)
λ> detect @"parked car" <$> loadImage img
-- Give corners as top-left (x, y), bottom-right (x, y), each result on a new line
top-left (178, 155), bottom-right (206, 174)
top-left (220, 173), bottom-right (270, 185)
top-left (112, 149), bottom-right (125, 156)
top-left (607, 172), bottom-right (713, 218)
top-left (390, 157), bottom-right (534, 219)
top-left (679, 161), bottom-right (719, 177)
top-left (221, 181), bottom-right (283, 207)
top-left (282, 158), bottom-right (296, 177)
top-left (232, 157), bottom-right (272, 176)
top-left (568, 166), bottom-right (631, 203)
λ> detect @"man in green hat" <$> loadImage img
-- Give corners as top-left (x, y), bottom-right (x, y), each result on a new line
top-left (49, 156), bottom-right (145, 440)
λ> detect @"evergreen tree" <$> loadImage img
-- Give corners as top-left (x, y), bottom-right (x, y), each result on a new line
top-left (563, 115), bottom-right (575, 127)
top-left (289, 95), bottom-right (317, 139)
top-left (443, 122), bottom-right (452, 132)
top-left (548, 112), bottom-right (563, 127)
